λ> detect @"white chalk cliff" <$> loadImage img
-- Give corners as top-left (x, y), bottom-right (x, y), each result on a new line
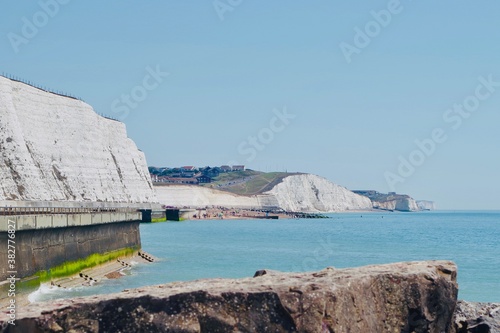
top-left (372, 196), bottom-right (419, 212)
top-left (0, 76), bottom-right (156, 203)
top-left (416, 200), bottom-right (436, 211)
top-left (155, 185), bottom-right (262, 208)
top-left (263, 174), bottom-right (372, 212)
top-left (155, 174), bottom-right (372, 213)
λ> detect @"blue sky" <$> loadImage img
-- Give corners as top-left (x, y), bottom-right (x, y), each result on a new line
top-left (1, 1), bottom-right (499, 209)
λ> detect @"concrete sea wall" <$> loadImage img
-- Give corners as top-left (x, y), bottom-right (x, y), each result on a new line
top-left (0, 213), bottom-right (141, 281)
top-left (0, 76), bottom-right (154, 285)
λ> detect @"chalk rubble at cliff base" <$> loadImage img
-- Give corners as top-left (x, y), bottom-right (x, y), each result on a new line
top-left (1, 261), bottom-right (461, 333)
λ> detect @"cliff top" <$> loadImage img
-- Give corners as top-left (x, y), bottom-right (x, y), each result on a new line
top-left (152, 168), bottom-right (303, 196)
top-left (0, 73), bottom-right (83, 102)
top-left (204, 171), bottom-right (302, 196)
top-left (353, 190), bottom-right (412, 203)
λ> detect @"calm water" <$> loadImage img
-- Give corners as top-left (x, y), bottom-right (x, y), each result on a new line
top-left (30, 211), bottom-right (500, 303)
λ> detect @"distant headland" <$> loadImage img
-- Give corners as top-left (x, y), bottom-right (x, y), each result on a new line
top-left (149, 165), bottom-right (435, 213)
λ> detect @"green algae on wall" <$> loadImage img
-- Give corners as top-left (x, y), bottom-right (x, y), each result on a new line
top-left (19, 246), bottom-right (139, 290)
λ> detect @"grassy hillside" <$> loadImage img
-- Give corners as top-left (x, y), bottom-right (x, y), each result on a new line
top-left (208, 170), bottom-right (261, 184)
top-left (200, 171), bottom-right (301, 196)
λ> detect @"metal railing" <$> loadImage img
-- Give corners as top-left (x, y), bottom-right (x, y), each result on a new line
top-left (0, 206), bottom-right (138, 216)
top-left (1, 72), bottom-right (85, 102)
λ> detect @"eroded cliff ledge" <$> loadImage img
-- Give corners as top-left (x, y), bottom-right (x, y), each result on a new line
top-left (1, 261), bottom-right (458, 333)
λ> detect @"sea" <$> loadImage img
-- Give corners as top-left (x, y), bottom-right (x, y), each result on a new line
top-left (29, 211), bottom-right (500, 304)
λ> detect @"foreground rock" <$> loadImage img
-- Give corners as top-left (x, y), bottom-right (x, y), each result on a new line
top-left (1, 261), bottom-right (458, 333)
top-left (454, 301), bottom-right (500, 332)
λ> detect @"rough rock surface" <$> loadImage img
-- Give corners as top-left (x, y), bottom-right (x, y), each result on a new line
top-left (155, 174), bottom-right (372, 213)
top-left (0, 76), bottom-right (156, 203)
top-left (454, 301), bottom-right (500, 333)
top-left (1, 261), bottom-right (458, 333)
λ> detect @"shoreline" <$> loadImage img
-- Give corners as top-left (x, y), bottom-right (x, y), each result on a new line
top-left (3, 261), bottom-right (499, 332)
top-left (1, 208), bottom-right (421, 310)
top-left (0, 251), bottom-right (155, 310)
top-left (2, 255), bottom-right (499, 331)
top-left (160, 207), bottom-right (402, 222)
top-left (4, 258), bottom-right (499, 308)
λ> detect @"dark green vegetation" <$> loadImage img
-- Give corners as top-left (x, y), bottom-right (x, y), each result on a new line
top-left (352, 190), bottom-right (412, 203)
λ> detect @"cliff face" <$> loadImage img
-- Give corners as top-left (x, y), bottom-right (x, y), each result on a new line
top-left (155, 174), bottom-right (372, 212)
top-left (353, 191), bottom-right (421, 212)
top-left (264, 174), bottom-right (373, 212)
top-left (372, 196), bottom-right (419, 212)
top-left (155, 185), bottom-right (261, 208)
top-left (417, 200), bottom-right (436, 211)
top-left (3, 261), bottom-right (458, 333)
top-left (0, 76), bottom-right (156, 203)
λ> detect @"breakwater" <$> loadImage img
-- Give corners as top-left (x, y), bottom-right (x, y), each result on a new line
top-left (1, 261), bottom-right (459, 332)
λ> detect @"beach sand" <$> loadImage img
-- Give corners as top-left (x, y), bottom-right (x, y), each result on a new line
top-left (189, 207), bottom-right (321, 220)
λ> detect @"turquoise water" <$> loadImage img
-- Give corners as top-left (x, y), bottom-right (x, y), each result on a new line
top-left (30, 211), bottom-right (500, 303)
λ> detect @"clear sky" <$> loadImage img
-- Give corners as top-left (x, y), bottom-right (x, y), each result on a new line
top-left (1, 1), bottom-right (499, 209)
